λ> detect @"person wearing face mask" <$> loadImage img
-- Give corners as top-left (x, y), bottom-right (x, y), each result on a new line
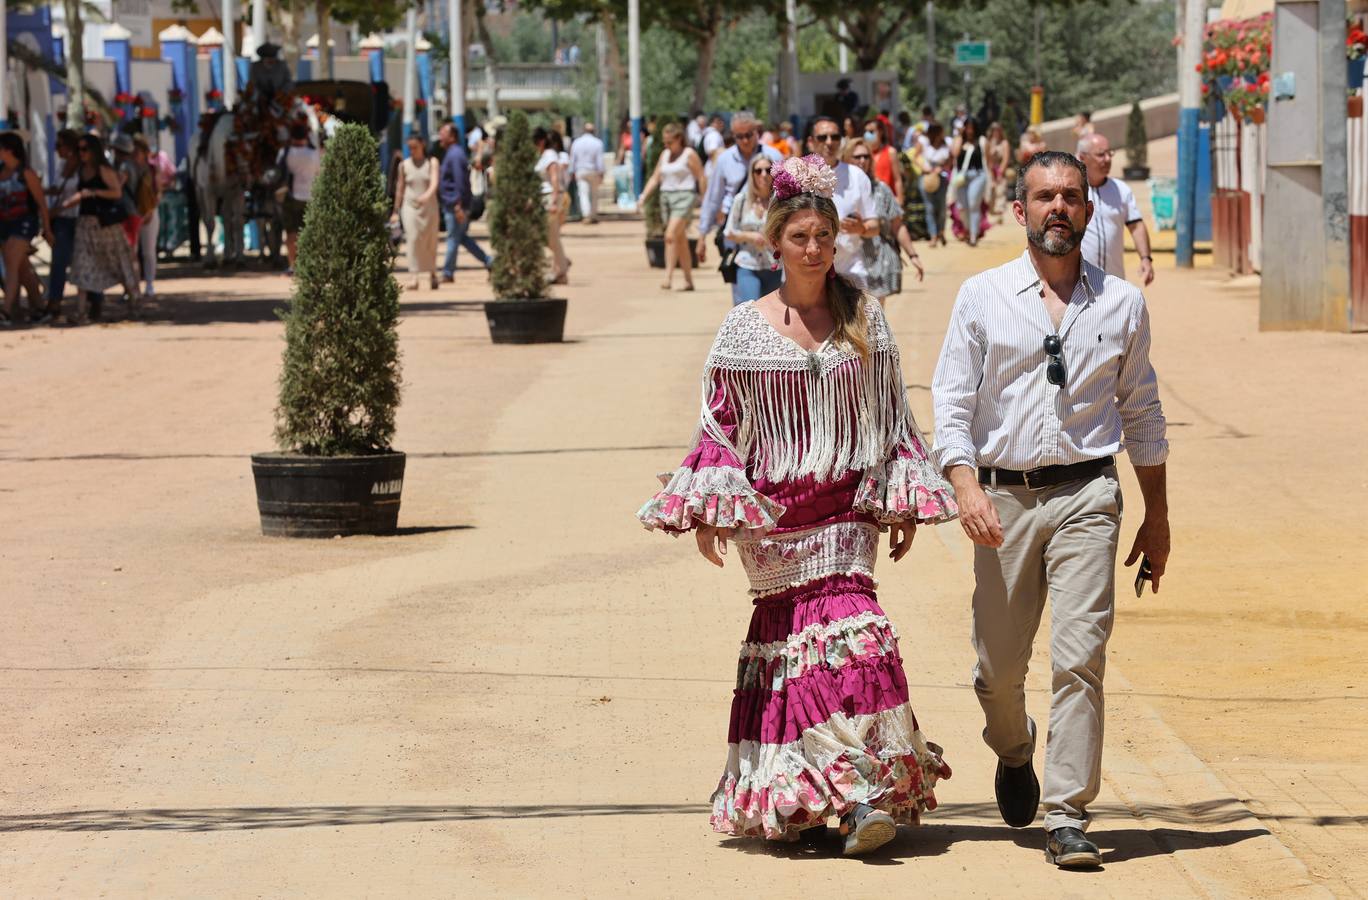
top-left (862, 116), bottom-right (903, 206)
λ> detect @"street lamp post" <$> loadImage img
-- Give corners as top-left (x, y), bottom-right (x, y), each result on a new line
top-left (629, 0), bottom-right (642, 194)
top-left (449, 0), bottom-right (465, 138)
top-left (402, 7), bottom-right (418, 143)
top-left (222, 0), bottom-right (238, 110)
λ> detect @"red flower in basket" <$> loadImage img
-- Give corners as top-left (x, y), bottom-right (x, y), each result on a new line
top-left (141, 107), bottom-right (157, 118)
top-left (114, 108), bottom-right (126, 119)
top-left (208, 89), bottom-right (223, 100)
top-left (415, 97), bottom-right (427, 107)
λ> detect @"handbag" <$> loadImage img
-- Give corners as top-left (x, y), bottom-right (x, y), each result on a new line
top-left (715, 228), bottom-right (738, 285)
top-left (96, 195), bottom-right (128, 228)
top-left (920, 171), bottom-right (942, 194)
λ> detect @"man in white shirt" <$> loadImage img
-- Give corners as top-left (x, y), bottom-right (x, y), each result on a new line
top-left (569, 122), bottom-right (606, 224)
top-left (1077, 133), bottom-right (1154, 285)
top-left (701, 115), bottom-right (726, 177)
top-left (686, 114), bottom-right (706, 149)
top-left (806, 116), bottom-right (878, 287)
top-left (931, 151), bottom-right (1170, 870)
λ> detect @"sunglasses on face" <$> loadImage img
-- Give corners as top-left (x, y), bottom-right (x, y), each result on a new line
top-left (752, 166), bottom-right (773, 175)
top-left (1043, 334), bottom-right (1067, 386)
top-left (812, 134), bottom-right (842, 143)
top-left (734, 131), bottom-right (757, 140)
top-left (851, 154), bottom-right (871, 161)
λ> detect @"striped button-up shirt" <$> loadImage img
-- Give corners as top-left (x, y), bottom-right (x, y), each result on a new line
top-left (932, 251), bottom-right (1169, 472)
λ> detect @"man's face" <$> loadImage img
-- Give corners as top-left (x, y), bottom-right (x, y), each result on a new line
top-left (1015, 163), bottom-right (1092, 257)
top-left (733, 121), bottom-right (759, 156)
top-left (438, 126), bottom-right (454, 148)
top-left (1078, 137), bottom-right (1112, 185)
top-left (810, 120), bottom-right (842, 166)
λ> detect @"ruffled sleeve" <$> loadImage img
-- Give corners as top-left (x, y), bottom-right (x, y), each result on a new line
top-left (852, 306), bottom-right (959, 525)
top-left (636, 374), bottom-right (786, 539)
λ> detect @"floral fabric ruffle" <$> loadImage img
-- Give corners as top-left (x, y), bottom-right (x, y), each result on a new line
top-left (709, 574), bottom-right (950, 840)
top-left (853, 455), bottom-right (959, 525)
top-left (637, 465), bottom-right (786, 539)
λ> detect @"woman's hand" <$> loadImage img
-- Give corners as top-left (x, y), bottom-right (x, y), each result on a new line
top-left (42, 227), bottom-right (55, 247)
top-left (888, 522), bottom-right (916, 562)
top-left (695, 524), bottom-right (735, 567)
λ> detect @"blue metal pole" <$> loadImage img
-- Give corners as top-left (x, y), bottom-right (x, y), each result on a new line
top-left (1175, 106), bottom-right (1198, 268)
top-left (631, 116), bottom-right (643, 195)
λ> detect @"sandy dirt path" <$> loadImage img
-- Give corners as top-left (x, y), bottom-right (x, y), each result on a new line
top-left (0, 209), bottom-right (1357, 896)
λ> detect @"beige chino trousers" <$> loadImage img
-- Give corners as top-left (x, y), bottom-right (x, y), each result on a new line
top-left (971, 468), bottom-right (1122, 833)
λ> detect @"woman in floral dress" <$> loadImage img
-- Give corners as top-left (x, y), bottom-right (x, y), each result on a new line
top-left (637, 155), bottom-right (956, 856)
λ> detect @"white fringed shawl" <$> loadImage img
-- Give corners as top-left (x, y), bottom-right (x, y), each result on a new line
top-left (698, 300), bottom-right (925, 483)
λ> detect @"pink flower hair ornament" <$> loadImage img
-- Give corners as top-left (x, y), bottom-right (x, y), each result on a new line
top-left (772, 153), bottom-right (838, 201)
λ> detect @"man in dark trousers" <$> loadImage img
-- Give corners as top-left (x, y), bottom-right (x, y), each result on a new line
top-left (437, 122), bottom-right (492, 282)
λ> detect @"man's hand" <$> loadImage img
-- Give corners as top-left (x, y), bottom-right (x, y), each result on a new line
top-left (696, 239), bottom-right (707, 264)
top-left (695, 524), bottom-right (734, 567)
top-left (1124, 516), bottom-right (1170, 593)
top-left (839, 215), bottom-right (864, 235)
top-left (1139, 257), bottom-right (1155, 287)
top-left (888, 522), bottom-right (916, 561)
top-left (947, 465), bottom-right (1003, 547)
top-left (455, 206), bottom-right (467, 224)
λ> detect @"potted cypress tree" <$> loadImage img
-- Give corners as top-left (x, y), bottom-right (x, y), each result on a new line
top-left (1123, 101), bottom-right (1150, 180)
top-left (483, 110), bottom-right (567, 343)
top-left (250, 122), bottom-right (406, 537)
top-left (642, 121), bottom-right (668, 268)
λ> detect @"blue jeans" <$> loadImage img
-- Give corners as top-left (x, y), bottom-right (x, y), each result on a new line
top-left (732, 266), bottom-right (783, 305)
top-left (48, 217), bottom-right (77, 307)
top-left (442, 205), bottom-right (491, 277)
top-left (955, 170), bottom-right (989, 241)
top-left (921, 181), bottom-right (948, 239)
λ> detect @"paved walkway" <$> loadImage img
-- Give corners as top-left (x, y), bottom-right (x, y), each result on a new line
top-left (0, 212), bottom-right (1351, 896)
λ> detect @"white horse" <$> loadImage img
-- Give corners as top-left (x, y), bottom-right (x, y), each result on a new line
top-left (191, 113), bottom-right (247, 268)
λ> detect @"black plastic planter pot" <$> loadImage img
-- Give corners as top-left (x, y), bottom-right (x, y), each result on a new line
top-left (251, 451), bottom-right (405, 537)
top-left (1122, 166), bottom-right (1150, 181)
top-left (644, 237), bottom-right (700, 269)
top-left (483, 297), bottom-right (567, 344)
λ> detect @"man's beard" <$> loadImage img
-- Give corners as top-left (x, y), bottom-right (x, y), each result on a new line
top-left (1026, 213), bottom-right (1085, 256)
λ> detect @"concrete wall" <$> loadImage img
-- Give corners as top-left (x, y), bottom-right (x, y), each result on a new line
top-left (1039, 93), bottom-right (1180, 152)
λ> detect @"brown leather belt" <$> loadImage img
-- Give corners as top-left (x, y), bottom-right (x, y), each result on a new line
top-left (979, 456), bottom-right (1115, 491)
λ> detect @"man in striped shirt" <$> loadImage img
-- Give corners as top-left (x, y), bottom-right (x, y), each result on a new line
top-left (931, 151), bottom-right (1171, 868)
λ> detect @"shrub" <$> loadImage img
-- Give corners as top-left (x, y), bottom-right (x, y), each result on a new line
top-left (274, 122), bottom-right (401, 456)
top-left (489, 109), bottom-right (549, 300)
top-left (1125, 101), bottom-right (1148, 170)
top-left (641, 118), bottom-right (665, 239)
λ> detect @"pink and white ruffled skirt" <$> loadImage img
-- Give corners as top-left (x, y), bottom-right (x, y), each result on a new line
top-left (710, 542), bottom-right (950, 840)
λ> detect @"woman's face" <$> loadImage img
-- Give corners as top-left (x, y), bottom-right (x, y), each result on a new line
top-left (773, 208), bottom-right (836, 276)
top-left (863, 123), bottom-right (882, 148)
top-left (0, 147), bottom-right (17, 168)
top-left (750, 159), bottom-right (774, 195)
top-left (850, 145), bottom-right (872, 176)
top-left (79, 142), bottom-right (98, 164)
top-left (407, 138), bottom-right (424, 158)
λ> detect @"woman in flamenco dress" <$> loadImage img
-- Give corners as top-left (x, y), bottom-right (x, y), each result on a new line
top-left (637, 155), bottom-right (959, 856)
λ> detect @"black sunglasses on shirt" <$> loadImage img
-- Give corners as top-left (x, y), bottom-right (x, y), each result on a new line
top-left (1043, 334), bottom-right (1067, 386)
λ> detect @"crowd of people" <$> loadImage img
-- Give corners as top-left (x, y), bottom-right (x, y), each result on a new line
top-left (0, 128), bottom-right (172, 328)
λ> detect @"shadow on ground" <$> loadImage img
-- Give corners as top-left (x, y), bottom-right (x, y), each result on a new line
top-left (0, 803), bottom-right (709, 833)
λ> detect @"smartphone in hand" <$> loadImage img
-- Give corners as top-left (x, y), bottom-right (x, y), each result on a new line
top-left (1133, 556), bottom-right (1153, 597)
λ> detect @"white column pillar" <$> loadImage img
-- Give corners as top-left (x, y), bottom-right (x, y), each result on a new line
top-left (782, 0), bottom-right (799, 126)
top-left (402, 7), bottom-right (418, 141)
top-left (837, 21), bottom-right (848, 75)
top-left (252, 0), bottom-right (267, 54)
top-left (0, 6), bottom-right (8, 130)
top-left (629, 0), bottom-right (642, 193)
top-left (448, 0), bottom-right (465, 134)
top-left (222, 0), bottom-right (238, 109)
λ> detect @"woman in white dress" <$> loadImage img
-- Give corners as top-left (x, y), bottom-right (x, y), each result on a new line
top-left (533, 127), bottom-right (570, 283)
top-left (392, 134), bottom-right (440, 290)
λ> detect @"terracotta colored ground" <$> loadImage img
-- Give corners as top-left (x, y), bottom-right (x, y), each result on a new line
top-left (1, 190), bottom-right (1363, 896)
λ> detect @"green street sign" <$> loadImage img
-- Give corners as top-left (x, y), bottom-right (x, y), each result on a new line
top-left (954, 41), bottom-right (991, 66)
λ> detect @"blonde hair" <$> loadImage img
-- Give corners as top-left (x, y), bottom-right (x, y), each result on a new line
top-left (661, 121), bottom-right (684, 145)
top-left (841, 137), bottom-right (870, 165)
top-left (763, 193), bottom-right (869, 360)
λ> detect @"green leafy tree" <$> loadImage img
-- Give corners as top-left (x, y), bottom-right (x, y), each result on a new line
top-left (489, 110), bottom-right (550, 300)
top-left (274, 123), bottom-right (401, 455)
top-left (1125, 100), bottom-right (1148, 170)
